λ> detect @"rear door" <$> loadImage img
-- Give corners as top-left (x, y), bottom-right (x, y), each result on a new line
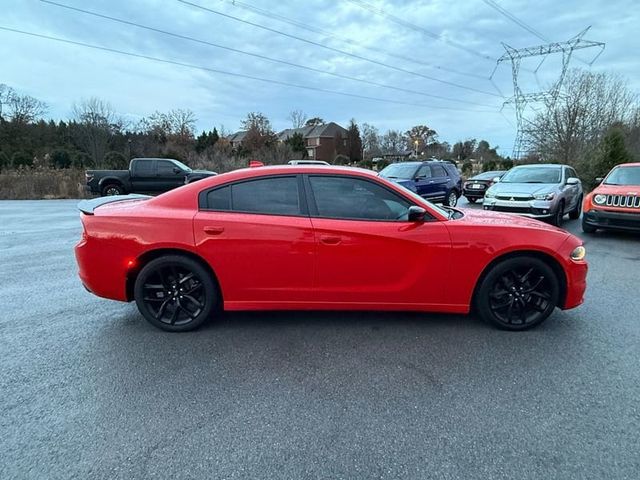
top-left (193, 175), bottom-right (315, 306)
top-left (429, 164), bottom-right (450, 200)
top-left (305, 174), bottom-right (451, 306)
top-left (130, 160), bottom-right (157, 192)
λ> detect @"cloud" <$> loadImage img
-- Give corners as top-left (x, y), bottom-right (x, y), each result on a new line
top-left (0, 0), bottom-right (636, 153)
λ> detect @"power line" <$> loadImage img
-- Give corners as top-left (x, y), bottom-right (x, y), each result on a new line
top-left (216, 0), bottom-right (488, 81)
top-left (39, 0), bottom-right (495, 107)
top-left (176, 0), bottom-right (502, 97)
top-left (344, 0), bottom-right (495, 61)
top-left (0, 26), bottom-right (500, 113)
top-left (481, 0), bottom-right (549, 42)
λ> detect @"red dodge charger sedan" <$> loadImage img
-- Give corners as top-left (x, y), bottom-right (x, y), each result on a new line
top-left (75, 166), bottom-right (587, 332)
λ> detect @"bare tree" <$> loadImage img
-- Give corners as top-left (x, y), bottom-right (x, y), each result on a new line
top-left (0, 85), bottom-right (47, 123)
top-left (241, 112), bottom-right (276, 151)
top-left (361, 123), bottom-right (381, 158)
top-left (287, 109), bottom-right (307, 129)
top-left (381, 130), bottom-right (407, 155)
top-left (72, 98), bottom-right (121, 168)
top-left (526, 69), bottom-right (637, 165)
top-left (305, 117), bottom-right (325, 127)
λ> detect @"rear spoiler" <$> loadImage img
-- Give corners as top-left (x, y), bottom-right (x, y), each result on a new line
top-left (78, 194), bottom-right (152, 215)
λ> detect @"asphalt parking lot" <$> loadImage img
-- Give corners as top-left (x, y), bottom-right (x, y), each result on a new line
top-left (1, 198), bottom-right (639, 479)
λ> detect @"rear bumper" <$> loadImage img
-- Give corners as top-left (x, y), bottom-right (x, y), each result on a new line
top-left (75, 236), bottom-right (130, 302)
top-left (462, 188), bottom-right (486, 199)
top-left (583, 209), bottom-right (640, 232)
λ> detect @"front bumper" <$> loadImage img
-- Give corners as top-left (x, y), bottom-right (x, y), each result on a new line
top-left (583, 209), bottom-right (640, 232)
top-left (482, 198), bottom-right (555, 218)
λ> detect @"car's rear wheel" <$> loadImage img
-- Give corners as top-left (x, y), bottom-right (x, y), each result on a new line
top-left (551, 201), bottom-right (565, 226)
top-left (444, 190), bottom-right (458, 207)
top-left (569, 195), bottom-right (583, 220)
top-left (476, 256), bottom-right (560, 331)
top-left (134, 255), bottom-right (218, 332)
top-left (102, 183), bottom-right (124, 196)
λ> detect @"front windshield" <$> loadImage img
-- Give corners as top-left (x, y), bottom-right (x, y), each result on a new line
top-left (379, 163), bottom-right (418, 180)
top-left (172, 159), bottom-right (192, 172)
top-left (604, 166), bottom-right (640, 185)
top-left (500, 166), bottom-right (561, 184)
top-left (394, 182), bottom-right (450, 218)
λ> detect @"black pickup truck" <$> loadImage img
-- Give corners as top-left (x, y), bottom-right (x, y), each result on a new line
top-left (85, 158), bottom-right (216, 196)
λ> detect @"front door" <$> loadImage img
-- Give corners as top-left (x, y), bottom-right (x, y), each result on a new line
top-left (193, 175), bottom-right (315, 306)
top-left (305, 174), bottom-right (451, 307)
top-left (156, 159), bottom-right (188, 191)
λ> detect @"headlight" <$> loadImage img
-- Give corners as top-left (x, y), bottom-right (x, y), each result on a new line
top-left (570, 245), bottom-right (586, 261)
top-left (534, 192), bottom-right (555, 200)
top-left (484, 190), bottom-right (495, 198)
top-left (593, 194), bottom-right (606, 205)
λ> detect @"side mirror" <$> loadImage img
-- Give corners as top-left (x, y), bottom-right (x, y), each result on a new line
top-left (173, 167), bottom-right (182, 174)
top-left (566, 177), bottom-right (580, 185)
top-left (408, 205), bottom-right (427, 222)
top-left (492, 177), bottom-right (501, 183)
top-left (595, 177), bottom-right (603, 183)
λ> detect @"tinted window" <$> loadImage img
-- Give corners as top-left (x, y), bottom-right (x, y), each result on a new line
top-left (206, 185), bottom-right (231, 210)
top-left (134, 160), bottom-right (154, 175)
top-left (566, 167), bottom-right (578, 179)
top-left (232, 177), bottom-right (300, 215)
top-left (430, 164), bottom-right (447, 177)
top-left (309, 176), bottom-right (410, 221)
top-left (379, 163), bottom-right (418, 180)
top-left (157, 160), bottom-right (179, 175)
top-left (472, 171), bottom-right (503, 180)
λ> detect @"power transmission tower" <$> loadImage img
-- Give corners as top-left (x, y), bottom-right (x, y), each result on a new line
top-left (490, 27), bottom-right (605, 159)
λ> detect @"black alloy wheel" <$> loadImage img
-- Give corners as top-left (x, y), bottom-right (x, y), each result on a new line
top-left (476, 256), bottom-right (560, 331)
top-left (102, 184), bottom-right (124, 196)
top-left (134, 255), bottom-right (217, 332)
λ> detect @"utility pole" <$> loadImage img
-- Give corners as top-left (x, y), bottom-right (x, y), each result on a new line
top-left (490, 27), bottom-right (605, 159)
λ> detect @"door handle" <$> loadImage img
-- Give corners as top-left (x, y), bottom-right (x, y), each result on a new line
top-left (320, 235), bottom-right (341, 245)
top-left (429, 180), bottom-right (435, 184)
top-left (203, 226), bottom-right (224, 235)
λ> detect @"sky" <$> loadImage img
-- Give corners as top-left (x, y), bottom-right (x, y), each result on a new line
top-left (1, 0), bottom-right (638, 155)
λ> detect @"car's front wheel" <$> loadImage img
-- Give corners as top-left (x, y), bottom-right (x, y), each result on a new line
top-left (134, 255), bottom-right (218, 332)
top-left (444, 190), bottom-right (459, 207)
top-left (476, 256), bottom-right (560, 331)
top-left (569, 195), bottom-right (583, 220)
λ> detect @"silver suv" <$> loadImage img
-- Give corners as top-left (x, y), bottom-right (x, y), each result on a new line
top-left (482, 164), bottom-right (583, 226)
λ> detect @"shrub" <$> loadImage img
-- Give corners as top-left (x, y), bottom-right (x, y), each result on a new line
top-left (73, 152), bottom-right (93, 169)
top-left (50, 149), bottom-right (72, 169)
top-left (462, 161), bottom-right (472, 175)
top-left (104, 151), bottom-right (127, 169)
top-left (0, 151), bottom-right (10, 171)
top-left (11, 151), bottom-right (33, 168)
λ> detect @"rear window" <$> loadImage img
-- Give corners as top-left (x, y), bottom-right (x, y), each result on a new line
top-left (431, 164), bottom-right (447, 177)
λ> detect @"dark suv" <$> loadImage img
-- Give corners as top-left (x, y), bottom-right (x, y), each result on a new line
top-left (379, 160), bottom-right (462, 206)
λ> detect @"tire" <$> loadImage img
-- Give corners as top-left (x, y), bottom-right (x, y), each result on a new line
top-left (569, 195), bottom-right (583, 220)
top-left (101, 183), bottom-right (124, 196)
top-left (134, 255), bottom-right (218, 332)
top-left (465, 197), bottom-right (477, 204)
top-left (444, 190), bottom-right (459, 207)
top-left (476, 256), bottom-right (560, 331)
top-left (551, 201), bottom-right (564, 227)
top-left (581, 217), bottom-right (597, 234)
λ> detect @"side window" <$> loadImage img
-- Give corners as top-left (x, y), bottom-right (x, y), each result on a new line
top-left (567, 167), bottom-right (578, 179)
top-left (157, 160), bottom-right (178, 175)
top-left (134, 160), bottom-right (154, 176)
top-left (309, 176), bottom-right (411, 221)
top-left (415, 165), bottom-right (431, 179)
top-left (430, 164), bottom-right (447, 177)
top-left (205, 185), bottom-right (231, 210)
top-left (203, 177), bottom-right (300, 215)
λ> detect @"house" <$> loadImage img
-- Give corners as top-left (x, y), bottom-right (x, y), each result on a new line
top-left (278, 122), bottom-right (349, 163)
top-left (227, 131), bottom-right (248, 149)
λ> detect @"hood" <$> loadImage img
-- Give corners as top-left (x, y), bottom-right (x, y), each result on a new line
top-left (457, 207), bottom-right (566, 233)
top-left (489, 182), bottom-right (556, 196)
top-left (593, 183), bottom-right (640, 196)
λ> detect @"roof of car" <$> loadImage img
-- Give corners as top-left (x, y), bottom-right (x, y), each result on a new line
top-left (616, 162), bottom-right (640, 167)
top-left (512, 163), bottom-right (564, 168)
